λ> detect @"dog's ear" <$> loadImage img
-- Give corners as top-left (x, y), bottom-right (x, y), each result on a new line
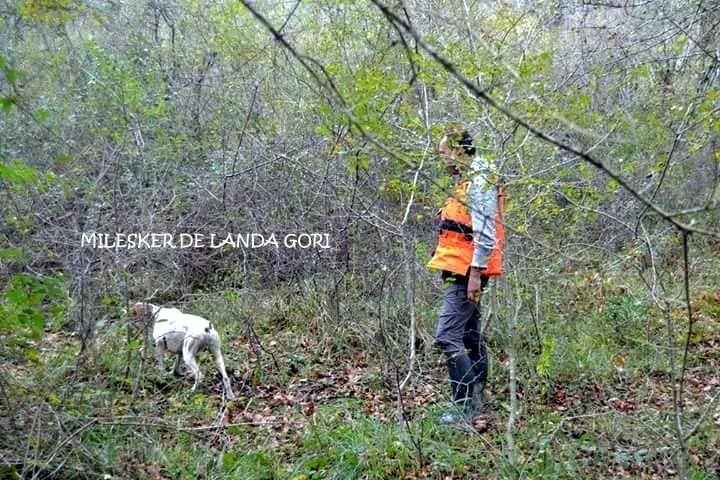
top-left (131, 302), bottom-right (147, 318)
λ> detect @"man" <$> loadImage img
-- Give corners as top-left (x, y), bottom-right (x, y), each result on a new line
top-left (427, 124), bottom-right (504, 425)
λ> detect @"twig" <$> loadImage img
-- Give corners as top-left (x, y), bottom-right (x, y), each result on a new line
top-left (505, 279), bottom-right (522, 477)
top-left (369, 0), bottom-right (719, 239)
top-left (683, 385), bottom-right (720, 442)
top-left (678, 232), bottom-right (695, 397)
top-left (399, 82), bottom-right (431, 391)
top-left (531, 284), bottom-right (542, 352)
top-left (374, 267), bottom-right (424, 468)
top-left (92, 417), bottom-right (286, 431)
top-left (223, 81), bottom-right (260, 208)
top-left (673, 231), bottom-right (695, 480)
top-left (43, 419), bottom-right (99, 473)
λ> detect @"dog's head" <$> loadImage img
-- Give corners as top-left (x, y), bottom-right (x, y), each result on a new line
top-left (131, 302), bottom-right (156, 320)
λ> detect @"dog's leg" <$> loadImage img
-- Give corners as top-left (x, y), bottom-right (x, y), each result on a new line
top-left (182, 337), bottom-right (202, 391)
top-left (155, 338), bottom-right (167, 371)
top-left (210, 342), bottom-right (235, 399)
top-left (172, 352), bottom-right (183, 377)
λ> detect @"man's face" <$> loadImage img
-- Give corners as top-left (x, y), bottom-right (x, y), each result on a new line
top-left (438, 136), bottom-right (461, 174)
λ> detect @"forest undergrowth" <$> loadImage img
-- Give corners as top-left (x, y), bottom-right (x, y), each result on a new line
top-left (2, 251), bottom-right (719, 480)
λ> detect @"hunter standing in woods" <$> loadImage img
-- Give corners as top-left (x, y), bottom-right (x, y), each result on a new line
top-left (427, 124), bottom-right (505, 425)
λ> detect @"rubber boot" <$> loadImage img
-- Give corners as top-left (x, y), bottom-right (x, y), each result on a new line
top-left (468, 340), bottom-right (488, 412)
top-left (439, 353), bottom-right (475, 425)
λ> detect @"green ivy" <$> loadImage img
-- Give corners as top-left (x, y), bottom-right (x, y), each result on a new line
top-left (0, 273), bottom-right (68, 360)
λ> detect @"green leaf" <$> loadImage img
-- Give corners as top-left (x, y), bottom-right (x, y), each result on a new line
top-left (23, 347), bottom-right (41, 364)
top-left (0, 306), bottom-right (16, 329)
top-left (0, 248), bottom-right (27, 263)
top-left (0, 160), bottom-right (39, 185)
top-left (535, 335), bottom-right (554, 378)
top-left (4, 67), bottom-right (18, 83)
top-left (6, 289), bottom-right (26, 305)
top-left (55, 153), bottom-right (72, 166)
top-left (1, 95), bottom-right (18, 112)
top-left (101, 295), bottom-right (117, 305)
top-left (222, 451), bottom-right (238, 471)
top-left (1, 273), bottom-right (67, 346)
top-left (33, 108), bottom-right (50, 123)
top-left (606, 179), bottom-right (620, 194)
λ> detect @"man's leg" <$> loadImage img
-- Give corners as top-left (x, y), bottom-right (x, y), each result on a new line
top-left (464, 312), bottom-right (488, 410)
top-left (463, 276), bottom-right (489, 410)
top-left (445, 352), bottom-right (476, 408)
top-left (435, 277), bottom-right (478, 419)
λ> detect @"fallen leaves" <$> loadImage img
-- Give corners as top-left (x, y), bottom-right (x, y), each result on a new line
top-left (608, 397), bottom-right (636, 414)
top-left (472, 412), bottom-right (495, 433)
top-left (304, 401), bottom-right (315, 417)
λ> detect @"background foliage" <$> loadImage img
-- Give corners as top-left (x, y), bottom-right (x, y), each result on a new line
top-left (1, 0), bottom-right (719, 478)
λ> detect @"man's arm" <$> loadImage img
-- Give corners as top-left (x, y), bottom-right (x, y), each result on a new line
top-left (468, 172), bottom-right (497, 271)
top-left (466, 167), bottom-right (497, 301)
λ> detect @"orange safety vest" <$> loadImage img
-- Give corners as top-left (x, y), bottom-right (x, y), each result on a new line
top-left (427, 181), bottom-right (505, 277)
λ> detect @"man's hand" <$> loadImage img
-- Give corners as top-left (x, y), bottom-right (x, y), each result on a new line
top-left (467, 267), bottom-right (485, 302)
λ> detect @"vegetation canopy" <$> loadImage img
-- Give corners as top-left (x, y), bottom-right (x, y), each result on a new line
top-left (1, 0), bottom-right (719, 478)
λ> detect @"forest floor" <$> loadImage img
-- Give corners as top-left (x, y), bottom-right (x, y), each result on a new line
top-left (3, 271), bottom-right (720, 479)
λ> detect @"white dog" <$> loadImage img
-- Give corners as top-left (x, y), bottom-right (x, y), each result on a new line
top-left (132, 302), bottom-right (235, 399)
